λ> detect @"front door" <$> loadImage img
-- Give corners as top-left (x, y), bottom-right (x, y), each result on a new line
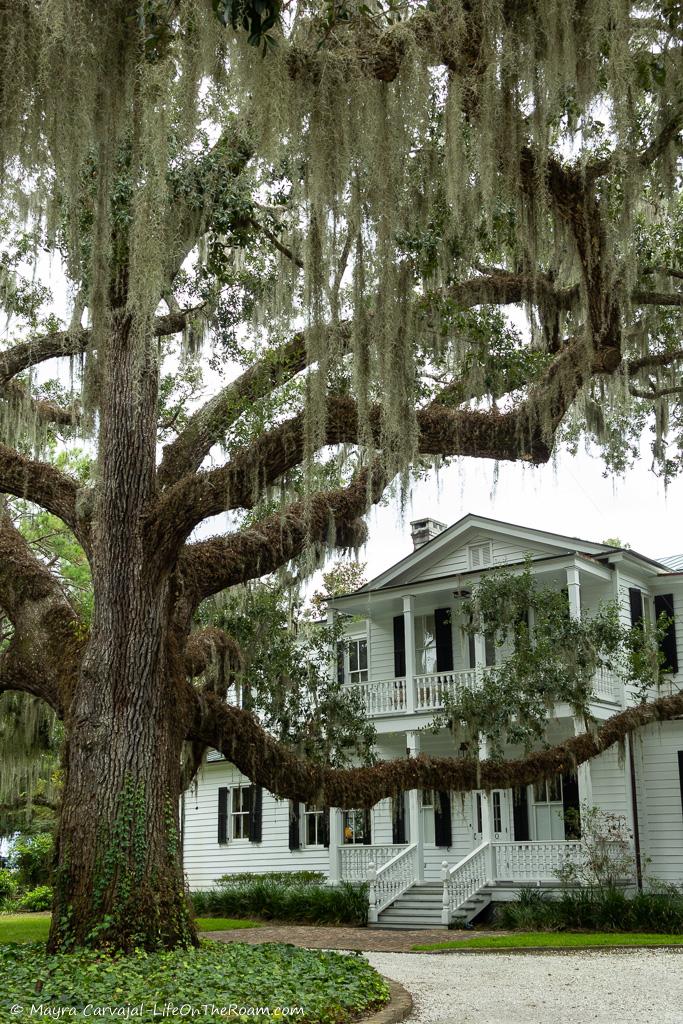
top-left (491, 789), bottom-right (511, 841)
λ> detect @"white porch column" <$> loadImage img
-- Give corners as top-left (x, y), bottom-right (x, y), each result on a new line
top-left (567, 567), bottom-right (592, 815)
top-left (474, 631), bottom-right (486, 678)
top-left (478, 735), bottom-right (496, 883)
top-left (566, 565), bottom-right (581, 620)
top-left (573, 717), bottom-right (593, 807)
top-left (328, 808), bottom-right (343, 884)
top-left (406, 730), bottom-right (424, 882)
top-left (403, 594), bottom-right (416, 714)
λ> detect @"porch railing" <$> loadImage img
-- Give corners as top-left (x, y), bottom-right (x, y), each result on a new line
top-left (347, 665), bottom-right (625, 716)
top-left (340, 844), bottom-right (407, 881)
top-left (592, 666), bottom-right (623, 704)
top-left (348, 678), bottom-right (407, 715)
top-left (415, 669), bottom-right (479, 710)
top-left (368, 843), bottom-right (418, 921)
top-left (441, 842), bottom-right (491, 924)
top-left (493, 840), bottom-right (584, 881)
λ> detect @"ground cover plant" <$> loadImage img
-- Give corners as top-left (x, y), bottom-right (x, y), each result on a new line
top-left (192, 877), bottom-right (368, 926)
top-left (1, 941), bottom-right (389, 1023)
top-left (413, 932), bottom-right (683, 951)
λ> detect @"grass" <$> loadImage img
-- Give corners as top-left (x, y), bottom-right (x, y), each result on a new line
top-left (413, 931), bottom-right (683, 951)
top-left (0, 914), bottom-right (259, 944)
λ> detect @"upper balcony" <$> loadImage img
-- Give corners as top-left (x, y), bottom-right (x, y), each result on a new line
top-left (344, 664), bottom-right (624, 722)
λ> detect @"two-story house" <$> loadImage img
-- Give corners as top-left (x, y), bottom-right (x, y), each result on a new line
top-left (181, 514), bottom-right (683, 929)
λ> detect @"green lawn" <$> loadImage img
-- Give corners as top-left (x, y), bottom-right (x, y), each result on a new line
top-left (413, 931), bottom-right (683, 951)
top-left (0, 914), bottom-right (259, 944)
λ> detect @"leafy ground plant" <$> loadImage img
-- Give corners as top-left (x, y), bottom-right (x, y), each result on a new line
top-left (2, 941), bottom-right (389, 1023)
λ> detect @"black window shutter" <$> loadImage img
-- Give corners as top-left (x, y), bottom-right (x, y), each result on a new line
top-left (321, 808), bottom-right (330, 848)
top-left (562, 772), bottom-right (581, 839)
top-left (392, 793), bottom-right (407, 844)
top-left (217, 787), bottom-right (229, 844)
top-left (678, 752), bottom-right (683, 820)
top-left (512, 786), bottom-right (530, 842)
top-left (434, 608), bottom-right (454, 671)
top-left (629, 588), bottom-right (644, 627)
top-left (249, 785), bottom-right (262, 843)
top-left (654, 594), bottom-right (678, 673)
top-left (393, 615), bottom-right (406, 677)
top-left (434, 791), bottom-right (452, 848)
top-left (336, 642), bottom-right (345, 684)
top-left (288, 801), bottom-right (301, 850)
top-left (363, 808), bottom-right (372, 845)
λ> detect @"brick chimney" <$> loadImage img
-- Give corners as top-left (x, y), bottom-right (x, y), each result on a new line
top-left (410, 518), bottom-right (447, 550)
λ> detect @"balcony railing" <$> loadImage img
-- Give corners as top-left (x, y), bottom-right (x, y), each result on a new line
top-left (346, 666), bottom-right (623, 716)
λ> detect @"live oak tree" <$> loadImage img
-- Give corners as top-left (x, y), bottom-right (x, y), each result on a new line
top-left (0, 1), bottom-right (682, 950)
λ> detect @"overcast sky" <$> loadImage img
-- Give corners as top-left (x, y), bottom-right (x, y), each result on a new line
top-left (345, 439), bottom-right (683, 585)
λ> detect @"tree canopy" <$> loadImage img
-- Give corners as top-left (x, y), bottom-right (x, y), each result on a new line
top-left (0, 0), bottom-right (681, 950)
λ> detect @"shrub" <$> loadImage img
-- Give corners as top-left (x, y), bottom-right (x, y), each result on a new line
top-left (15, 885), bottom-right (53, 912)
top-left (9, 833), bottom-right (53, 888)
top-left (191, 878), bottom-right (368, 926)
top-left (0, 868), bottom-right (17, 905)
top-left (495, 882), bottom-right (683, 934)
top-left (215, 871), bottom-right (326, 887)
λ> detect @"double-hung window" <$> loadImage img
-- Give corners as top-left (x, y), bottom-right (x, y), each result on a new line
top-left (348, 639), bottom-right (368, 684)
top-left (231, 784), bottom-right (252, 839)
top-left (305, 804), bottom-right (325, 846)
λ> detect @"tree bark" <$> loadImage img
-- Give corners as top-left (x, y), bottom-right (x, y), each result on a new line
top-left (48, 313), bottom-right (195, 952)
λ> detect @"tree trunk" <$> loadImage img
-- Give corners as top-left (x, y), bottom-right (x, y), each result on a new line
top-left (47, 312), bottom-right (196, 952)
top-left (48, 615), bottom-right (195, 952)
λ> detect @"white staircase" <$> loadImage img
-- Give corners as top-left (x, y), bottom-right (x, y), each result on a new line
top-left (373, 882), bottom-right (446, 930)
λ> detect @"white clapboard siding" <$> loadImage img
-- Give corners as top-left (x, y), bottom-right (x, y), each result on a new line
top-left (590, 746), bottom-right (629, 819)
top-left (182, 760), bottom-right (330, 891)
top-left (636, 722), bottom-right (683, 884)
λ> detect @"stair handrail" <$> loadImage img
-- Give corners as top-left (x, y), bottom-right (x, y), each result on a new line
top-left (367, 842), bottom-right (418, 923)
top-left (441, 841), bottom-right (491, 925)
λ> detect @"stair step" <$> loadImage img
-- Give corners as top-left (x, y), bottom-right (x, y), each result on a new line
top-left (373, 921), bottom-right (447, 930)
top-left (382, 909), bottom-right (446, 917)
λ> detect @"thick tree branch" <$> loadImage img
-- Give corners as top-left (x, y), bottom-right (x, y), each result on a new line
top-left (0, 445), bottom-right (84, 539)
top-left (189, 688), bottom-right (683, 807)
top-left (154, 335), bottom-right (593, 557)
top-left (0, 512), bottom-right (81, 712)
top-left (632, 289), bottom-right (683, 308)
top-left (1, 381), bottom-right (81, 429)
top-left (185, 626), bottom-right (242, 679)
top-left (158, 330), bottom-right (317, 486)
top-left (175, 463), bottom-right (382, 608)
top-left (627, 347), bottom-right (683, 373)
top-left (0, 308), bottom-right (201, 386)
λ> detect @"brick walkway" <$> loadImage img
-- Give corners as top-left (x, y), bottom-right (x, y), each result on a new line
top-left (204, 924), bottom-right (499, 953)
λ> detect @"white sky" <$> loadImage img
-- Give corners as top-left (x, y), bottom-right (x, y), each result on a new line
top-left (342, 441), bottom-right (683, 585)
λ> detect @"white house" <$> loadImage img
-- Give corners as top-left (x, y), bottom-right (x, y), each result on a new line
top-left (182, 514), bottom-right (683, 929)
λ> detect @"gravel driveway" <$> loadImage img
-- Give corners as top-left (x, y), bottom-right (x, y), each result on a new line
top-left (365, 949), bottom-right (683, 1024)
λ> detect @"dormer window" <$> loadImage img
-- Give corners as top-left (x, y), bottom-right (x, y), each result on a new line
top-left (468, 541), bottom-right (492, 570)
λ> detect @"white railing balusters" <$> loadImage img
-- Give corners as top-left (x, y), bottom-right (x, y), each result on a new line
top-left (367, 843), bottom-right (418, 922)
top-left (441, 841), bottom-right (491, 924)
top-left (493, 840), bottom-right (584, 881)
top-left (340, 844), bottom-right (407, 881)
top-left (345, 667), bottom-right (624, 716)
